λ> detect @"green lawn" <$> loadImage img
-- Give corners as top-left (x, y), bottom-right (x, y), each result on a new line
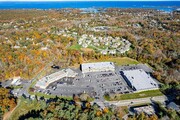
top-left (11, 85), bottom-right (23, 89)
top-left (87, 45), bottom-right (98, 50)
top-left (34, 92), bottom-right (73, 100)
top-left (89, 57), bottom-right (139, 66)
top-left (109, 89), bottom-right (163, 101)
top-left (106, 57), bottom-right (139, 66)
top-left (9, 98), bottom-right (46, 120)
top-left (9, 95), bottom-right (73, 120)
top-left (69, 44), bottom-right (82, 50)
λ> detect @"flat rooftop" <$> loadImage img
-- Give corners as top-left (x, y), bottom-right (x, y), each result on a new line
top-left (121, 69), bottom-right (158, 92)
top-left (35, 68), bottom-right (77, 89)
top-left (133, 105), bottom-right (155, 115)
top-left (81, 62), bottom-right (115, 73)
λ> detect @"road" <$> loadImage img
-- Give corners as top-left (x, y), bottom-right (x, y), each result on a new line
top-left (108, 95), bottom-right (167, 106)
top-left (3, 99), bottom-right (21, 120)
top-left (90, 95), bottom-right (167, 109)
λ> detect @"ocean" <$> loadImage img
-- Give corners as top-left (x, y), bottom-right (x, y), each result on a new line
top-left (0, 1), bottom-right (180, 12)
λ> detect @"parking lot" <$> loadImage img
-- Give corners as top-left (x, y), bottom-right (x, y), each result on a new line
top-left (1, 80), bottom-right (31, 97)
top-left (37, 70), bottom-right (133, 101)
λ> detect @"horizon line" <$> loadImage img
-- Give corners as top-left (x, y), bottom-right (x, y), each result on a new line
top-left (0, 0), bottom-right (180, 1)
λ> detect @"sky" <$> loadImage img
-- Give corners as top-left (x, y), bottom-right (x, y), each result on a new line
top-left (0, 0), bottom-right (179, 1)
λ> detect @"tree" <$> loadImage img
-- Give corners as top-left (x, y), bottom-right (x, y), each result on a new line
top-left (0, 88), bottom-right (17, 115)
top-left (169, 110), bottom-right (178, 120)
top-left (103, 108), bottom-right (109, 113)
top-left (73, 94), bottom-right (80, 102)
top-left (79, 113), bottom-right (88, 120)
top-left (137, 112), bottom-right (146, 120)
top-left (149, 114), bottom-right (158, 120)
top-left (64, 111), bottom-right (71, 119)
top-left (58, 110), bottom-right (64, 118)
top-left (79, 93), bottom-right (90, 101)
top-left (46, 112), bottom-right (53, 119)
top-left (96, 110), bottom-right (102, 117)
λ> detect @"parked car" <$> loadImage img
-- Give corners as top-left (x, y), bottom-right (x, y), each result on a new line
top-left (51, 65), bottom-right (60, 69)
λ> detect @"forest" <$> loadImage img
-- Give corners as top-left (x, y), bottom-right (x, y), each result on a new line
top-left (0, 8), bottom-right (179, 120)
top-left (9, 94), bottom-right (161, 120)
top-left (0, 87), bottom-right (17, 120)
top-left (0, 9), bottom-right (179, 85)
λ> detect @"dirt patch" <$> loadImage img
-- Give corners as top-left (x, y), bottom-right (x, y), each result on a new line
top-left (139, 94), bottom-right (146, 96)
top-left (70, 64), bottom-right (80, 69)
top-left (3, 110), bottom-right (12, 120)
top-left (80, 48), bottom-right (94, 52)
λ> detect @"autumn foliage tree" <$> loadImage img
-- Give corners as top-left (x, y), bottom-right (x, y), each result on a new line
top-left (0, 87), bottom-right (17, 117)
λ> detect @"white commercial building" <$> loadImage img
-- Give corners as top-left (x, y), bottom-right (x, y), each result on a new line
top-left (35, 69), bottom-right (77, 89)
top-left (121, 69), bottom-right (158, 92)
top-left (81, 62), bottom-right (115, 73)
top-left (11, 76), bottom-right (21, 86)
